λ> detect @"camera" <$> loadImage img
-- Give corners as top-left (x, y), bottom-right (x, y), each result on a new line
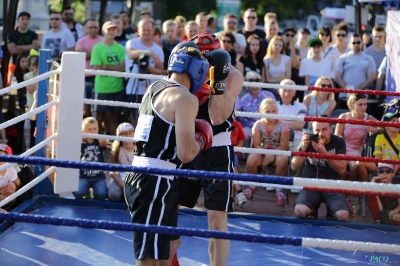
top-left (137, 54), bottom-right (150, 74)
top-left (310, 134), bottom-right (319, 142)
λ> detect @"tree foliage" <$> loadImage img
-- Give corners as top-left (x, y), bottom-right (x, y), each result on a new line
top-left (239, 0), bottom-right (313, 20)
top-left (162, 0), bottom-right (217, 20)
top-left (47, 0), bottom-right (86, 23)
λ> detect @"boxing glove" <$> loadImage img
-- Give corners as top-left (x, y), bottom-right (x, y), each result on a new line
top-left (194, 83), bottom-right (210, 106)
top-left (194, 119), bottom-right (213, 151)
top-left (205, 49), bottom-right (231, 95)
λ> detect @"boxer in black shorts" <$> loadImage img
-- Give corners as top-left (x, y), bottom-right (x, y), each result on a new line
top-left (124, 47), bottom-right (213, 265)
top-left (173, 33), bottom-right (243, 266)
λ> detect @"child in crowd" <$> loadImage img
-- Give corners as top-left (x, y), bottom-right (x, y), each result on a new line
top-left (0, 144), bottom-right (20, 210)
top-left (245, 98), bottom-right (290, 207)
top-left (108, 122), bottom-right (135, 202)
top-left (357, 112), bottom-right (400, 182)
top-left (73, 117), bottom-right (108, 200)
top-left (368, 162), bottom-right (400, 225)
top-left (230, 120), bottom-right (247, 207)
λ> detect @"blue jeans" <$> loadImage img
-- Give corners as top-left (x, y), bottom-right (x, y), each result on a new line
top-left (73, 178), bottom-right (108, 200)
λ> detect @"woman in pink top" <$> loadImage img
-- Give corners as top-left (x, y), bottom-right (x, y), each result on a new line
top-left (335, 94), bottom-right (378, 181)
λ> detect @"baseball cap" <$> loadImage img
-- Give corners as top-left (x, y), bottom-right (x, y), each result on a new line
top-left (307, 38), bottom-right (323, 47)
top-left (102, 21), bottom-right (117, 31)
top-left (382, 112), bottom-right (400, 122)
top-left (298, 27), bottom-right (310, 35)
top-left (283, 28), bottom-right (296, 34)
top-left (116, 123), bottom-right (135, 136)
top-left (0, 144), bottom-right (12, 155)
top-left (377, 162), bottom-right (394, 170)
top-left (18, 12), bottom-right (31, 19)
top-left (245, 71), bottom-right (262, 81)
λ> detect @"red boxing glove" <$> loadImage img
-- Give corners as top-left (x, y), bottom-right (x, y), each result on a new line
top-left (195, 119), bottom-right (213, 151)
top-left (194, 82), bottom-right (210, 106)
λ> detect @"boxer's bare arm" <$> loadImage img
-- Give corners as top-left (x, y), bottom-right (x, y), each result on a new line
top-left (208, 67), bottom-right (243, 125)
top-left (174, 92), bottom-right (201, 163)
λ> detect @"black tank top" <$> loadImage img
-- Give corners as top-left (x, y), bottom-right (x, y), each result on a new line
top-left (197, 98), bottom-right (235, 135)
top-left (133, 78), bottom-right (181, 164)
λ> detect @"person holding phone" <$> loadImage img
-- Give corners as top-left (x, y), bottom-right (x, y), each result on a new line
top-left (291, 117), bottom-right (349, 221)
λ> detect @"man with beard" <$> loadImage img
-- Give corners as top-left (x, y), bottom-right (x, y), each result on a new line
top-left (61, 6), bottom-right (84, 41)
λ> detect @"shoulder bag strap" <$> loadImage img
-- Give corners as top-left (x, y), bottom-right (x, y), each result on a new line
top-left (383, 131), bottom-right (400, 156)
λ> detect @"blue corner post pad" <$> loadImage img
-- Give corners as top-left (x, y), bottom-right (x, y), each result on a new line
top-left (33, 49), bottom-right (58, 197)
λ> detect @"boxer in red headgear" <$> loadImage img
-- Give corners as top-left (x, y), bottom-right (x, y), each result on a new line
top-left (174, 32), bottom-right (244, 266)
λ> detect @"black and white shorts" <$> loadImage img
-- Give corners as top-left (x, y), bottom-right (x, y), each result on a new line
top-left (176, 145), bottom-right (234, 212)
top-left (124, 172), bottom-right (178, 260)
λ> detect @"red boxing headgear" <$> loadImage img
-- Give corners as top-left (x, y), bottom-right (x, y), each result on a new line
top-left (189, 32), bottom-right (220, 56)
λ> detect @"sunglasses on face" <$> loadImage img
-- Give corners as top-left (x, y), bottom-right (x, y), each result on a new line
top-left (320, 84), bottom-right (333, 88)
top-left (50, 18), bottom-right (61, 21)
top-left (378, 169), bottom-right (394, 174)
top-left (285, 33), bottom-right (294, 37)
top-left (336, 34), bottom-right (346, 38)
top-left (248, 79), bottom-right (261, 82)
top-left (64, 12), bottom-right (74, 15)
top-left (320, 33), bottom-right (330, 37)
top-left (373, 35), bottom-right (384, 39)
top-left (247, 16), bottom-right (256, 20)
top-left (352, 41), bottom-right (361, 45)
top-left (222, 40), bottom-right (232, 44)
top-left (228, 21), bottom-right (237, 25)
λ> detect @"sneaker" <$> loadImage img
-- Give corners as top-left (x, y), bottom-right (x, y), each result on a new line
top-left (275, 191), bottom-right (286, 207)
top-left (266, 186), bottom-right (275, 191)
top-left (290, 188), bottom-right (301, 193)
top-left (236, 192), bottom-right (247, 207)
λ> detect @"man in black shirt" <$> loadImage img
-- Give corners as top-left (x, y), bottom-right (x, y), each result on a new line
top-left (291, 119), bottom-right (350, 221)
top-left (237, 8), bottom-right (266, 40)
top-left (7, 12), bottom-right (39, 63)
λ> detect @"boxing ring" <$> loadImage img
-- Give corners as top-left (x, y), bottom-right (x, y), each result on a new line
top-left (0, 50), bottom-right (400, 265)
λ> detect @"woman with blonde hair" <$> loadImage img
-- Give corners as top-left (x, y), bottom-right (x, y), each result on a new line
top-left (303, 76), bottom-right (336, 119)
top-left (335, 93), bottom-right (378, 181)
top-left (263, 36), bottom-right (291, 84)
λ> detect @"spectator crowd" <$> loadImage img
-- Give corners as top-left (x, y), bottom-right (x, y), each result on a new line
top-left (1, 6), bottom-right (399, 226)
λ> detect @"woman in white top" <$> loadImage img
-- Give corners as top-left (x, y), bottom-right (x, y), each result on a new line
top-left (307, 27), bottom-right (339, 78)
top-left (263, 36), bottom-right (291, 84)
top-left (333, 22), bottom-right (351, 56)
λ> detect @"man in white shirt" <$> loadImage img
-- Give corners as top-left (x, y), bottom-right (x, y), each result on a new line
top-left (277, 79), bottom-right (307, 151)
top-left (41, 11), bottom-right (76, 61)
top-left (215, 14), bottom-right (246, 55)
top-left (125, 19), bottom-right (164, 124)
top-left (299, 38), bottom-right (331, 86)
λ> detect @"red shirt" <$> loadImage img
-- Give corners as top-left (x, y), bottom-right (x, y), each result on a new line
top-left (231, 120), bottom-right (246, 146)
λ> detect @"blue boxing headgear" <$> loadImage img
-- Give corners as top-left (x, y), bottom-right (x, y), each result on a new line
top-left (168, 50), bottom-right (209, 94)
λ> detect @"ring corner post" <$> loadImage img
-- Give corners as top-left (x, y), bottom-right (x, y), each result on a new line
top-left (54, 52), bottom-right (86, 194)
top-left (33, 49), bottom-right (56, 197)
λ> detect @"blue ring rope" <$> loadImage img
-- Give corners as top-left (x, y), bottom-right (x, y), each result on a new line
top-left (0, 155), bottom-right (293, 185)
top-left (0, 212), bottom-right (302, 246)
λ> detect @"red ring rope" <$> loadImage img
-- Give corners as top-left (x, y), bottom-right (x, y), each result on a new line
top-left (293, 151), bottom-right (400, 165)
top-left (304, 116), bottom-right (400, 127)
top-left (308, 86), bottom-right (400, 97)
top-left (303, 187), bottom-right (400, 197)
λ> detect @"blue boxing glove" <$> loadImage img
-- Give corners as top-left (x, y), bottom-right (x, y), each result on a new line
top-left (206, 50), bottom-right (231, 95)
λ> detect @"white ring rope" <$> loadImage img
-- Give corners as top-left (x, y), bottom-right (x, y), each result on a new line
top-left (84, 69), bottom-right (309, 91)
top-left (235, 147), bottom-right (291, 156)
top-left (302, 238), bottom-right (400, 253)
top-left (83, 99), bottom-right (141, 109)
top-left (0, 167), bottom-right (56, 208)
top-left (84, 69), bottom-right (165, 80)
top-left (233, 181), bottom-right (303, 190)
top-left (82, 133), bottom-right (135, 143)
top-left (0, 101), bottom-right (58, 131)
top-left (0, 69), bottom-right (61, 96)
top-left (0, 134), bottom-right (58, 172)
